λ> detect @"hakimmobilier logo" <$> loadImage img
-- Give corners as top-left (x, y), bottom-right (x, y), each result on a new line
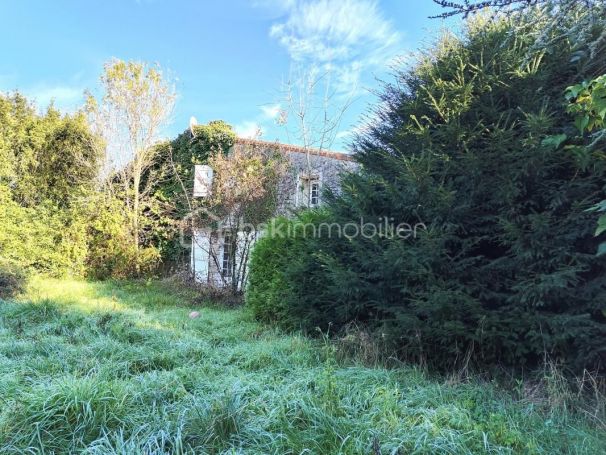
top-left (180, 207), bottom-right (427, 248)
top-left (265, 217), bottom-right (428, 240)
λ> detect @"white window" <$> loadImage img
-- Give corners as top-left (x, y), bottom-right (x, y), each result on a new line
top-left (222, 233), bottom-right (233, 278)
top-left (310, 181), bottom-right (320, 206)
top-left (297, 174), bottom-right (321, 207)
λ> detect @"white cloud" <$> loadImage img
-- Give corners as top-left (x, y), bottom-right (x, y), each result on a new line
top-left (235, 121), bottom-right (264, 139)
top-left (235, 104), bottom-right (282, 140)
top-left (27, 84), bottom-right (84, 112)
top-left (336, 121), bottom-right (372, 140)
top-left (260, 103), bottom-right (281, 120)
top-left (269, 0), bottom-right (399, 61)
top-left (266, 0), bottom-right (401, 95)
top-left (335, 130), bottom-right (351, 139)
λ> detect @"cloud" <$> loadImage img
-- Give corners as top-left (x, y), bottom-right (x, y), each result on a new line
top-left (335, 121), bottom-right (370, 141)
top-left (269, 0), bottom-right (399, 62)
top-left (266, 0), bottom-right (401, 95)
top-left (335, 130), bottom-right (351, 139)
top-left (27, 84), bottom-right (84, 112)
top-left (260, 103), bottom-right (281, 120)
top-left (235, 104), bottom-right (284, 140)
top-left (0, 75), bottom-right (85, 112)
top-left (235, 121), bottom-right (264, 139)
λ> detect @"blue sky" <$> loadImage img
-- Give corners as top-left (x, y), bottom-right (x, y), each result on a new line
top-left (0, 0), bottom-right (452, 151)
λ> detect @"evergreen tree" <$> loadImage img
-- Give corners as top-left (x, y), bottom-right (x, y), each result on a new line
top-left (247, 4), bottom-right (606, 372)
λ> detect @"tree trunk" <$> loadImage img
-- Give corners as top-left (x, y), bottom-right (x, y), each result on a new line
top-left (133, 162), bottom-right (141, 274)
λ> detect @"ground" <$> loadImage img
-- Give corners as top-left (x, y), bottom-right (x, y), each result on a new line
top-left (0, 278), bottom-right (603, 454)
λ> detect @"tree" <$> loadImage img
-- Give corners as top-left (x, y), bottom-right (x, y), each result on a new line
top-left (279, 66), bottom-right (355, 208)
top-left (143, 121), bottom-right (237, 268)
top-left (0, 92), bottom-right (102, 276)
top-left (86, 59), bottom-right (176, 257)
top-left (247, 4), bottom-right (606, 372)
top-left (192, 142), bottom-right (288, 293)
top-left (0, 92), bottom-right (100, 208)
top-left (545, 75), bottom-right (606, 255)
top-left (431, 0), bottom-right (597, 18)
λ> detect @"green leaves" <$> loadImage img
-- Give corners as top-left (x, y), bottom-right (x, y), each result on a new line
top-left (541, 134), bottom-right (567, 149)
top-left (596, 215), bottom-right (606, 236)
top-left (565, 75), bottom-right (606, 134)
top-left (574, 115), bottom-right (591, 134)
top-left (248, 5), bottom-right (606, 373)
top-left (557, 76), bottom-right (606, 254)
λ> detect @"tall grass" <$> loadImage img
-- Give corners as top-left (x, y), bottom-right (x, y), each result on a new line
top-left (0, 277), bottom-right (604, 454)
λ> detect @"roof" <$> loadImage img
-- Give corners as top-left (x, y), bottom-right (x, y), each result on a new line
top-left (235, 137), bottom-right (355, 162)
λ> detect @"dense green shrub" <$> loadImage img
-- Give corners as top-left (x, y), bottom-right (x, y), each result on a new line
top-left (247, 6), bottom-right (606, 373)
top-left (83, 194), bottom-right (160, 279)
top-left (246, 218), bottom-right (292, 322)
top-left (0, 93), bottom-right (101, 209)
top-left (0, 258), bottom-right (27, 300)
top-left (0, 92), bottom-right (102, 277)
top-left (247, 212), bottom-right (331, 325)
top-left (0, 185), bottom-right (89, 275)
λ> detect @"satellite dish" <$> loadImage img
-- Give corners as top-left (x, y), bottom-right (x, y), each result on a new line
top-left (189, 116), bottom-right (198, 137)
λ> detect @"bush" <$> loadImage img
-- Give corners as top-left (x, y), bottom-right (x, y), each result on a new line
top-left (246, 216), bottom-right (297, 323)
top-left (0, 186), bottom-right (88, 276)
top-left (84, 195), bottom-right (160, 279)
top-left (246, 210), bottom-right (352, 328)
top-left (246, 6), bottom-right (606, 373)
top-left (0, 258), bottom-right (27, 300)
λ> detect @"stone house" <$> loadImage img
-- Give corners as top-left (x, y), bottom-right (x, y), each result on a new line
top-left (190, 137), bottom-right (357, 288)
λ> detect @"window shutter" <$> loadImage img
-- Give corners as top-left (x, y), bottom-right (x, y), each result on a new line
top-left (193, 165), bottom-right (213, 197)
top-left (191, 229), bottom-right (210, 283)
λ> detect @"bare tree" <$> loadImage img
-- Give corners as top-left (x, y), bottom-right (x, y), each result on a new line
top-left (86, 59), bottom-right (176, 256)
top-left (430, 0), bottom-right (596, 18)
top-left (279, 65), bottom-right (355, 208)
top-left (190, 143), bottom-right (288, 293)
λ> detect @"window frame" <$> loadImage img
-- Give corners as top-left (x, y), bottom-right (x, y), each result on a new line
top-left (221, 233), bottom-right (233, 278)
top-left (309, 181), bottom-right (320, 206)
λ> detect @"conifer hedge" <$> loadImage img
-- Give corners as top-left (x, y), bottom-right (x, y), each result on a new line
top-left (247, 5), bottom-right (606, 372)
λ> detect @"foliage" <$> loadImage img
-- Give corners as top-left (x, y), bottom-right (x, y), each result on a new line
top-left (0, 277), bottom-right (603, 453)
top-left (0, 87), bottom-right (235, 280)
top-left (246, 210), bottom-right (336, 325)
top-left (0, 258), bottom-right (27, 300)
top-left (0, 92), bottom-right (101, 208)
top-left (86, 59), bottom-right (176, 257)
top-left (192, 142), bottom-right (289, 292)
top-left (556, 75), bottom-right (606, 256)
top-left (0, 186), bottom-right (85, 275)
top-left (247, 5), bottom-right (606, 372)
top-left (431, 0), bottom-right (599, 18)
top-left (247, 216), bottom-right (299, 323)
top-left (565, 75), bottom-right (606, 134)
top-left (146, 121), bottom-right (237, 266)
top-left (81, 193), bottom-right (160, 279)
top-left (0, 90), bottom-right (159, 279)
top-left (0, 92), bottom-right (110, 277)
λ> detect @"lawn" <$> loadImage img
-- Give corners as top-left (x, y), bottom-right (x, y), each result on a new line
top-left (0, 278), bottom-right (603, 454)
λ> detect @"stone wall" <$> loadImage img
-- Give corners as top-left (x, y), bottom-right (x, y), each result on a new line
top-left (233, 138), bottom-right (358, 215)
